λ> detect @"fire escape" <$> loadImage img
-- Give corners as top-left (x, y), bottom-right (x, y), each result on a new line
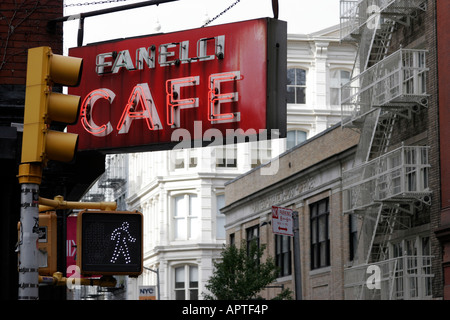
top-left (83, 155), bottom-right (128, 209)
top-left (339, 0), bottom-right (432, 299)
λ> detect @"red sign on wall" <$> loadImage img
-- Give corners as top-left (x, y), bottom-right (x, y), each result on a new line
top-left (66, 215), bottom-right (77, 277)
top-left (67, 18), bottom-right (286, 153)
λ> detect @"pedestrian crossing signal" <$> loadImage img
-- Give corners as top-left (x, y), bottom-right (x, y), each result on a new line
top-left (77, 210), bottom-right (143, 276)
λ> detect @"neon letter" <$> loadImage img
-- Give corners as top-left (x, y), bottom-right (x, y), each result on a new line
top-left (112, 50), bottom-right (135, 73)
top-left (166, 76), bottom-right (200, 127)
top-left (96, 52), bottom-right (113, 75)
top-left (159, 43), bottom-right (176, 66)
top-left (117, 83), bottom-right (162, 134)
top-left (197, 35), bottom-right (225, 61)
top-left (136, 46), bottom-right (156, 70)
top-left (80, 88), bottom-right (115, 136)
top-left (208, 71), bottom-right (241, 124)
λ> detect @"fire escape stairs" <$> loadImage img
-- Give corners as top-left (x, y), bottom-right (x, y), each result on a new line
top-left (341, 0), bottom-right (431, 300)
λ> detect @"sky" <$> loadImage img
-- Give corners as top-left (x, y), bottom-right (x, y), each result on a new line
top-left (63, 0), bottom-right (340, 53)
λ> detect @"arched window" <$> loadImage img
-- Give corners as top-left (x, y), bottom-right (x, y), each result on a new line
top-left (287, 68), bottom-right (306, 104)
top-left (286, 130), bottom-right (307, 150)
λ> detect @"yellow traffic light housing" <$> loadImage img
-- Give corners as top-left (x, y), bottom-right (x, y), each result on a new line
top-left (37, 211), bottom-right (58, 276)
top-left (21, 46), bottom-right (83, 165)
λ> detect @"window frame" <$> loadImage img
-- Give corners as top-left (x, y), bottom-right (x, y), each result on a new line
top-left (215, 145), bottom-right (237, 168)
top-left (310, 198), bottom-right (330, 270)
top-left (330, 69), bottom-right (351, 106)
top-left (174, 264), bottom-right (199, 300)
top-left (287, 67), bottom-right (307, 104)
top-left (286, 130), bottom-right (307, 150)
top-left (275, 234), bottom-right (292, 277)
top-left (173, 193), bottom-right (199, 240)
top-left (246, 225), bottom-right (260, 255)
top-left (215, 193), bottom-right (226, 239)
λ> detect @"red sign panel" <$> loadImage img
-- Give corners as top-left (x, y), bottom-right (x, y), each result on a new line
top-left (68, 18), bottom-right (286, 153)
top-left (66, 216), bottom-right (77, 276)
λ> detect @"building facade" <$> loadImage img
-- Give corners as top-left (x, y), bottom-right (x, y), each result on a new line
top-left (339, 0), bottom-right (440, 299)
top-left (80, 24), bottom-right (357, 300)
top-left (222, 124), bottom-right (360, 299)
top-left (222, 0), bottom-right (444, 300)
top-left (435, 0), bottom-right (450, 300)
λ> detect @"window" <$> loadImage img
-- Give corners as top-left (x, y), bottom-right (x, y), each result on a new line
top-left (349, 214), bottom-right (358, 261)
top-left (229, 233), bottom-right (235, 246)
top-left (330, 69), bottom-right (351, 105)
top-left (172, 149), bottom-right (198, 169)
top-left (286, 130), bottom-right (307, 150)
top-left (174, 194), bottom-right (199, 240)
top-left (390, 236), bottom-right (433, 299)
top-left (216, 194), bottom-right (226, 239)
top-left (216, 145), bottom-right (237, 168)
top-left (174, 150), bottom-right (185, 169)
top-left (310, 198), bottom-right (330, 270)
top-left (175, 265), bottom-right (198, 300)
top-left (287, 68), bottom-right (306, 104)
top-left (275, 235), bottom-right (292, 277)
top-left (246, 225), bottom-right (259, 254)
top-left (189, 149), bottom-right (198, 168)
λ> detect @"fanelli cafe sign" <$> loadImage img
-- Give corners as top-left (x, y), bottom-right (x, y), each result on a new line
top-left (68, 18), bottom-right (287, 152)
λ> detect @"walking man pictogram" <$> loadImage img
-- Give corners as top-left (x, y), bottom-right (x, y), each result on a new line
top-left (110, 221), bottom-right (136, 264)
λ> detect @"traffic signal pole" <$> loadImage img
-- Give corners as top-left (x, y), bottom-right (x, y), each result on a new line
top-left (17, 164), bottom-right (43, 300)
top-left (18, 46), bottom-right (83, 300)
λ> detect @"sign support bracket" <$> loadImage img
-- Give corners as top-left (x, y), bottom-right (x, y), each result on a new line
top-left (39, 195), bottom-right (117, 212)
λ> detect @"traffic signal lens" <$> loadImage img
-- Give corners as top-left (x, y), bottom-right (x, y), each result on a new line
top-left (45, 130), bottom-right (79, 163)
top-left (50, 54), bottom-right (83, 87)
top-left (47, 92), bottom-right (81, 125)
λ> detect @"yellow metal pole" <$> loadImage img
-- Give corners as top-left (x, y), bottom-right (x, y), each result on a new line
top-left (39, 272), bottom-right (117, 287)
top-left (39, 195), bottom-right (117, 212)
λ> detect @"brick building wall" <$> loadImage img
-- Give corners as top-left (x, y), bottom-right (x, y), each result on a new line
top-left (424, 0), bottom-right (442, 299)
top-left (435, 0), bottom-right (450, 300)
top-left (0, 0), bottom-right (63, 85)
top-left (373, 0), bottom-right (442, 298)
top-left (0, 0), bottom-right (63, 125)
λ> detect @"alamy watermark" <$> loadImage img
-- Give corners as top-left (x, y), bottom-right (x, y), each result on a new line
top-left (367, 5), bottom-right (381, 30)
top-left (366, 265), bottom-right (381, 290)
top-left (170, 121), bottom-right (282, 176)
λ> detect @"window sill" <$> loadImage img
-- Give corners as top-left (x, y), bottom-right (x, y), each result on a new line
top-left (309, 266), bottom-right (331, 276)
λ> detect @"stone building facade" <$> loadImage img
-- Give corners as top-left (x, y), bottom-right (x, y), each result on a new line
top-left (222, 125), bottom-right (360, 299)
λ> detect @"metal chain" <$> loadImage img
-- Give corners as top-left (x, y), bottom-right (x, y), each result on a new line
top-left (202, 0), bottom-right (241, 27)
top-left (64, 0), bottom-right (131, 7)
top-left (65, 0), bottom-right (243, 27)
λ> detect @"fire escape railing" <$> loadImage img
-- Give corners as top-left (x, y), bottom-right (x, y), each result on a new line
top-left (344, 255), bottom-right (434, 300)
top-left (340, 0), bottom-right (427, 42)
top-left (341, 49), bottom-right (429, 127)
top-left (342, 145), bottom-right (430, 214)
top-left (340, 0), bottom-right (432, 300)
